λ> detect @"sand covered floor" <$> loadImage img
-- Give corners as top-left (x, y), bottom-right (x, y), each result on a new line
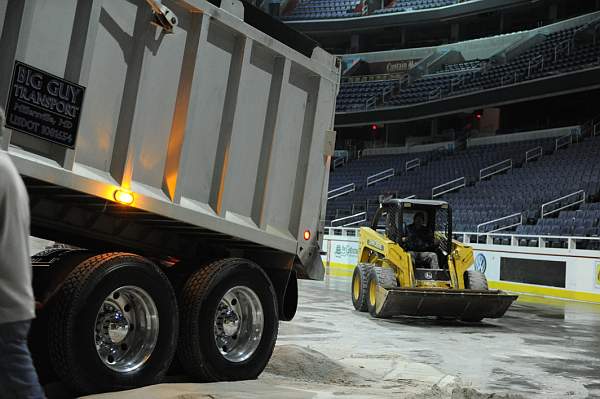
top-left (78, 277), bottom-right (600, 398)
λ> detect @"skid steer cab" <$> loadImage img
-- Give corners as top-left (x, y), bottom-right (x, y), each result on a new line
top-left (351, 199), bottom-right (517, 322)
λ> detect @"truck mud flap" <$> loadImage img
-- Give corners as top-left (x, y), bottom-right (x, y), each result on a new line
top-left (375, 287), bottom-right (518, 319)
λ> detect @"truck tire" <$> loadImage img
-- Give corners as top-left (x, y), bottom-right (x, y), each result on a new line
top-left (464, 270), bottom-right (488, 290)
top-left (366, 267), bottom-right (397, 318)
top-left (461, 270), bottom-right (489, 322)
top-left (351, 263), bottom-right (373, 312)
top-left (30, 249), bottom-right (94, 384)
top-left (31, 247), bottom-right (71, 261)
top-left (177, 258), bottom-right (278, 382)
top-left (47, 253), bottom-right (178, 395)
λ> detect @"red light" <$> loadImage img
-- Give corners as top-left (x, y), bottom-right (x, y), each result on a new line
top-left (371, 124), bottom-right (377, 131)
top-left (475, 113), bottom-right (482, 120)
top-left (303, 230), bottom-right (311, 240)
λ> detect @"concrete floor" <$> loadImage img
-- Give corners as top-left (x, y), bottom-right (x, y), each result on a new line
top-left (84, 276), bottom-right (600, 399)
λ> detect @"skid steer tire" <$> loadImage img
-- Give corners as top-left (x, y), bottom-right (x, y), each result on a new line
top-left (351, 263), bottom-right (373, 312)
top-left (366, 267), bottom-right (397, 318)
top-left (47, 253), bottom-right (178, 395)
top-left (464, 270), bottom-right (488, 290)
top-left (461, 270), bottom-right (489, 322)
top-left (177, 258), bottom-right (278, 382)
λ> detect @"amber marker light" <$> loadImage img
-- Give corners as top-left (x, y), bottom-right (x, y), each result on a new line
top-left (303, 230), bottom-right (311, 241)
top-left (114, 189), bottom-right (134, 205)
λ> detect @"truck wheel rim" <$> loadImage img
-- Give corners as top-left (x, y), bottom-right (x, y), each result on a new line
top-left (369, 279), bottom-right (377, 306)
top-left (353, 274), bottom-right (360, 300)
top-left (214, 286), bottom-right (264, 363)
top-left (94, 286), bottom-right (159, 373)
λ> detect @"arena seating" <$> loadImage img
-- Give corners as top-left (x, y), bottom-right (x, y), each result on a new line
top-left (327, 134), bottom-right (600, 240)
top-left (432, 59), bottom-right (484, 74)
top-left (514, 203), bottom-right (600, 249)
top-left (372, 0), bottom-right (457, 15)
top-left (327, 137), bottom-right (556, 223)
top-left (281, 0), bottom-right (361, 20)
top-left (281, 0), bottom-right (458, 21)
top-left (337, 24), bottom-right (600, 111)
top-left (336, 80), bottom-right (396, 112)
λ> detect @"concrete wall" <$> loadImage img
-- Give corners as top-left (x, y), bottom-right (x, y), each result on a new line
top-left (467, 125), bottom-right (580, 147)
top-left (360, 125), bottom-right (579, 156)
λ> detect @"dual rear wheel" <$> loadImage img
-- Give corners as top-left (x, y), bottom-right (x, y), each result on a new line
top-left (37, 253), bottom-right (279, 395)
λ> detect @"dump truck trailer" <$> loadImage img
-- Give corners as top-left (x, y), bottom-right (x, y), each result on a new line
top-left (0, 0), bottom-right (339, 395)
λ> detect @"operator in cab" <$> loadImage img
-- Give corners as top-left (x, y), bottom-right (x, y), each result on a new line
top-left (406, 212), bottom-right (439, 269)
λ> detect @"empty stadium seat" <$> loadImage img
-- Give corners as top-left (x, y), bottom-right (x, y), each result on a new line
top-left (338, 25), bottom-right (600, 111)
top-left (326, 134), bottom-right (600, 241)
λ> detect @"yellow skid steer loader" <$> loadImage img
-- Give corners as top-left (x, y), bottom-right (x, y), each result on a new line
top-left (351, 199), bottom-right (517, 322)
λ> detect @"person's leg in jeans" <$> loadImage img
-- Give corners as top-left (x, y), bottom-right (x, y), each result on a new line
top-left (423, 252), bottom-right (439, 268)
top-left (0, 320), bottom-right (46, 399)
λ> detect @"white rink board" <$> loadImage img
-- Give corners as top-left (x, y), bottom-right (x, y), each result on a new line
top-left (323, 234), bottom-right (600, 302)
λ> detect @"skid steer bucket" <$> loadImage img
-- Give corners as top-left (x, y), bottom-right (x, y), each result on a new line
top-left (375, 287), bottom-right (518, 320)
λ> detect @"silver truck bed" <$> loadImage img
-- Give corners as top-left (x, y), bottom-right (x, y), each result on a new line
top-left (0, 0), bottom-right (339, 275)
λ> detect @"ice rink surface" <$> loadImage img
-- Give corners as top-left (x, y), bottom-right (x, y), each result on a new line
top-left (80, 276), bottom-right (600, 399)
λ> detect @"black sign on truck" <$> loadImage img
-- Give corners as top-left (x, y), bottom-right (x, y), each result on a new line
top-left (5, 61), bottom-right (85, 148)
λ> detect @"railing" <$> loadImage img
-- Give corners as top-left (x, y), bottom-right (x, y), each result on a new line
top-left (479, 159), bottom-right (512, 180)
top-left (331, 212), bottom-right (367, 227)
top-left (500, 72), bottom-right (514, 86)
top-left (428, 87), bottom-right (442, 101)
top-left (431, 177), bottom-right (465, 198)
top-left (327, 183), bottom-right (356, 200)
top-left (399, 74), bottom-right (410, 89)
top-left (323, 227), bottom-right (600, 251)
top-left (323, 226), bottom-right (359, 237)
top-left (403, 194), bottom-right (416, 199)
top-left (333, 157), bottom-right (345, 169)
top-left (365, 96), bottom-right (377, 110)
top-left (525, 146), bottom-right (543, 163)
top-left (477, 212), bottom-right (523, 233)
top-left (455, 231), bottom-right (600, 250)
top-left (381, 85), bottom-right (393, 101)
top-left (366, 168), bottom-right (394, 187)
top-left (378, 193), bottom-right (395, 203)
top-left (351, 202), bottom-right (366, 214)
top-left (342, 74), bottom-right (407, 84)
top-left (554, 39), bottom-right (571, 62)
top-left (405, 158), bottom-right (420, 172)
top-left (555, 134), bottom-right (573, 150)
top-left (527, 54), bottom-right (544, 77)
top-left (449, 75), bottom-right (464, 93)
top-left (541, 190), bottom-right (585, 219)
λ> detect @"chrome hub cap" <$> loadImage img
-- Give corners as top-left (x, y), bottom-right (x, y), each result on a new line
top-left (94, 286), bottom-right (159, 372)
top-left (214, 286), bottom-right (264, 363)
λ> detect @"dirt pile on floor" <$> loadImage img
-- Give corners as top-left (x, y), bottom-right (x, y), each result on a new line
top-left (416, 384), bottom-right (526, 399)
top-left (264, 345), bottom-right (366, 386)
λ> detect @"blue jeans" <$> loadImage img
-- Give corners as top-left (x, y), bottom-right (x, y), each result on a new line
top-left (0, 320), bottom-right (46, 399)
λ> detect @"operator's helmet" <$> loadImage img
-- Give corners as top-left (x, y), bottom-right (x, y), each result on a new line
top-left (413, 212), bottom-right (425, 226)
